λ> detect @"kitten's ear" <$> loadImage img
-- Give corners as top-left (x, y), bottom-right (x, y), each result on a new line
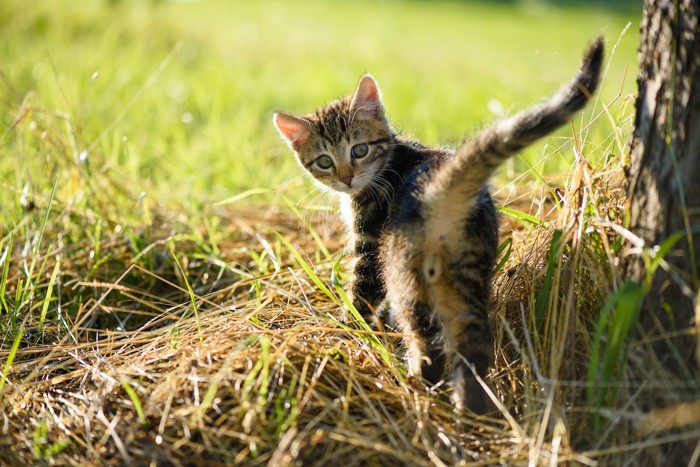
top-left (273, 112), bottom-right (311, 150)
top-left (350, 74), bottom-right (384, 120)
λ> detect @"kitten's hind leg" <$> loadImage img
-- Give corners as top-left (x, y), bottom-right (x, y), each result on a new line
top-left (395, 300), bottom-right (447, 387)
top-left (431, 275), bottom-right (494, 414)
top-left (382, 234), bottom-right (447, 387)
top-left (449, 316), bottom-right (493, 414)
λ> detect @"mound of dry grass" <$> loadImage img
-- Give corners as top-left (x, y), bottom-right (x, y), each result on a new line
top-left (0, 204), bottom-right (517, 465)
top-left (3, 159), bottom-right (699, 466)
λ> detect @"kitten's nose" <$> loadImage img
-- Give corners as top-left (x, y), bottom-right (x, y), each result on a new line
top-left (340, 176), bottom-right (353, 186)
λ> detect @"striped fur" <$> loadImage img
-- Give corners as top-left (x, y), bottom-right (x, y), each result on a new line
top-left (273, 38), bottom-right (603, 413)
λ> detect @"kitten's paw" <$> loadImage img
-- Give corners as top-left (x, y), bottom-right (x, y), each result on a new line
top-left (405, 373), bottom-right (425, 391)
top-left (348, 298), bottom-right (384, 329)
top-left (452, 374), bottom-right (494, 416)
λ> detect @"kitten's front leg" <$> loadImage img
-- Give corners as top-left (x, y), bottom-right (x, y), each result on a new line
top-left (348, 239), bottom-right (385, 324)
top-left (344, 193), bottom-right (388, 326)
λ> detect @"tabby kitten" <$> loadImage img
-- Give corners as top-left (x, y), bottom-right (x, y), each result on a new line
top-left (273, 39), bottom-right (603, 413)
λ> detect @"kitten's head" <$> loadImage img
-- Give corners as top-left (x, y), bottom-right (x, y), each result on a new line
top-left (273, 74), bottom-right (393, 197)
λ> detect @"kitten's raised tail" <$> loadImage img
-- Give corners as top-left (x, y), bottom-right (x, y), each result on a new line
top-left (421, 37), bottom-right (604, 209)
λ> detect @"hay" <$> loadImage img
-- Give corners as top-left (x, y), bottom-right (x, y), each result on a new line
top-left (0, 205), bottom-right (514, 465)
top-left (2, 173), bottom-right (699, 465)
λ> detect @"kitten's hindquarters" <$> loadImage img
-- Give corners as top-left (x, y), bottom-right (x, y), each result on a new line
top-left (421, 37), bottom-right (604, 233)
top-left (383, 38), bottom-right (604, 414)
top-left (383, 189), bottom-right (498, 413)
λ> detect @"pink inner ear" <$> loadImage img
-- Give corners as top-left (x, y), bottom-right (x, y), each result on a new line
top-left (274, 113), bottom-right (309, 148)
top-left (351, 74), bottom-right (383, 118)
top-left (356, 75), bottom-right (380, 103)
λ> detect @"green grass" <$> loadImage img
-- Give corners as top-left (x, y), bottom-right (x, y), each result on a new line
top-left (8, 1), bottom-right (695, 466)
top-left (0, 0), bottom-right (637, 219)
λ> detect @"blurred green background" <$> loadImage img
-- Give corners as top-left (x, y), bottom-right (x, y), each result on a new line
top-left (0, 0), bottom-right (639, 225)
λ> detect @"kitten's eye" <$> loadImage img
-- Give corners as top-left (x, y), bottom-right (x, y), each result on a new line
top-left (315, 154), bottom-right (334, 169)
top-left (351, 143), bottom-right (369, 159)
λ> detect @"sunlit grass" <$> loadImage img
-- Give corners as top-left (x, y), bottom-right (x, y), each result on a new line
top-left (0, 0), bottom-right (637, 217)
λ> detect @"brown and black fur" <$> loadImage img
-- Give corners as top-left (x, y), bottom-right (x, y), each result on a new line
top-left (273, 38), bottom-right (603, 413)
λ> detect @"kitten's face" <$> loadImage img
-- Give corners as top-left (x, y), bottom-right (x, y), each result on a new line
top-left (274, 75), bottom-right (392, 196)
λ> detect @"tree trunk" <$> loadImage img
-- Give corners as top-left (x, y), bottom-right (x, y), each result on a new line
top-left (626, 0), bottom-right (700, 366)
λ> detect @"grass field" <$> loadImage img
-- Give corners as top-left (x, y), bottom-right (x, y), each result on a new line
top-left (5, 0), bottom-right (699, 465)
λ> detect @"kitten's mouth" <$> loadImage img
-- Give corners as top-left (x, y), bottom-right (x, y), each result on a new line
top-left (337, 182), bottom-right (364, 196)
top-left (338, 183), bottom-right (362, 195)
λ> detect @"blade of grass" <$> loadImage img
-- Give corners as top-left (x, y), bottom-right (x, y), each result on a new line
top-left (257, 334), bottom-right (271, 410)
top-left (27, 176), bottom-right (58, 282)
top-left (497, 205), bottom-right (547, 227)
top-left (587, 279), bottom-right (645, 437)
top-left (535, 229), bottom-right (563, 326)
top-left (282, 195), bottom-right (331, 259)
top-left (494, 237), bottom-right (513, 274)
top-left (330, 255), bottom-right (395, 367)
top-left (274, 231), bottom-right (338, 306)
top-left (0, 231), bottom-right (13, 319)
top-left (330, 254), bottom-right (368, 330)
top-left (0, 315), bottom-right (28, 396)
top-left (170, 250), bottom-right (202, 343)
top-left (214, 188), bottom-right (272, 205)
top-left (38, 261), bottom-right (60, 331)
top-left (120, 378), bottom-right (147, 426)
top-left (645, 229), bottom-right (687, 284)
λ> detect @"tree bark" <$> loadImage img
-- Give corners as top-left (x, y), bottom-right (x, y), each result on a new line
top-left (626, 0), bottom-right (700, 365)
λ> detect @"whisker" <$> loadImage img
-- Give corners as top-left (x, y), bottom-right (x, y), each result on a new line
top-left (300, 191), bottom-right (322, 214)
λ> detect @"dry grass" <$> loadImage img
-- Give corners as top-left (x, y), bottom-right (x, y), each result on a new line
top-left (0, 205), bottom-right (522, 465)
top-left (2, 155), bottom-right (700, 465)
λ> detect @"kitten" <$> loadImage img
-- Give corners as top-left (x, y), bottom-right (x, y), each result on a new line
top-left (273, 38), bottom-right (603, 413)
